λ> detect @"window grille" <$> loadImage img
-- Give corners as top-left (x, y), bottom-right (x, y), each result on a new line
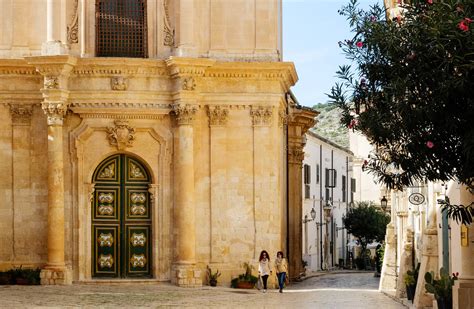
top-left (96, 0), bottom-right (147, 58)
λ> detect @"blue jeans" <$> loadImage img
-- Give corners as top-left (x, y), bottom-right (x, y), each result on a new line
top-left (277, 272), bottom-right (286, 290)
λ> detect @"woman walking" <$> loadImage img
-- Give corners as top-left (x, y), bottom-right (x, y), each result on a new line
top-left (258, 250), bottom-right (272, 293)
top-left (275, 251), bottom-right (288, 293)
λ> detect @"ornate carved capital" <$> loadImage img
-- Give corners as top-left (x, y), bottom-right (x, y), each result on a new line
top-left (278, 109), bottom-right (288, 128)
top-left (173, 104), bottom-right (198, 125)
top-left (250, 106), bottom-right (273, 126)
top-left (106, 120), bottom-right (136, 150)
top-left (42, 102), bottom-right (68, 126)
top-left (111, 76), bottom-right (128, 91)
top-left (9, 104), bottom-right (33, 126)
top-left (207, 105), bottom-right (229, 126)
top-left (288, 146), bottom-right (305, 164)
top-left (182, 77), bottom-right (196, 91)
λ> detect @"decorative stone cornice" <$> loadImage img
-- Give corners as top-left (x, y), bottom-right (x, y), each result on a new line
top-left (250, 106), bottom-right (273, 126)
top-left (106, 120), bottom-right (136, 150)
top-left (72, 58), bottom-right (168, 77)
top-left (26, 56), bottom-right (77, 79)
top-left (0, 60), bottom-right (39, 76)
top-left (42, 101), bottom-right (68, 126)
top-left (207, 105), bottom-right (229, 126)
top-left (9, 104), bottom-right (33, 126)
top-left (166, 57), bottom-right (216, 78)
top-left (172, 104), bottom-right (198, 125)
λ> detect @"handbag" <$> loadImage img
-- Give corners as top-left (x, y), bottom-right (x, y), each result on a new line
top-left (257, 276), bottom-right (263, 290)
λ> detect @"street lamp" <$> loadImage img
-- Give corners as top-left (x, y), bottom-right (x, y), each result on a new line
top-left (381, 196), bottom-right (388, 212)
top-left (310, 208), bottom-right (316, 221)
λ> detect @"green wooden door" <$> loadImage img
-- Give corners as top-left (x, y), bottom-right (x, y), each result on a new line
top-left (92, 154), bottom-right (152, 278)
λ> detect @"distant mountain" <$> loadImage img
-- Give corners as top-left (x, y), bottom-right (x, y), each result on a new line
top-left (311, 103), bottom-right (349, 149)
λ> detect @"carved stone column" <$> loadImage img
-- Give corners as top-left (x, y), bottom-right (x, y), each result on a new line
top-left (171, 104), bottom-right (201, 287)
top-left (287, 102), bottom-right (317, 280)
top-left (27, 56), bottom-right (76, 285)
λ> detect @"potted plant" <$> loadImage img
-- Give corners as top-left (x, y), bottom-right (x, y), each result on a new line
top-left (7, 267), bottom-right (41, 285)
top-left (206, 265), bottom-right (221, 287)
top-left (404, 263), bottom-right (420, 302)
top-left (425, 267), bottom-right (458, 309)
top-left (231, 262), bottom-right (258, 289)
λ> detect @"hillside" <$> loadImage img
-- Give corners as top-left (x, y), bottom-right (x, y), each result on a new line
top-left (311, 103), bottom-right (349, 149)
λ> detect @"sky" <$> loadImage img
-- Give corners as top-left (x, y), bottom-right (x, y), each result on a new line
top-left (282, 0), bottom-right (382, 107)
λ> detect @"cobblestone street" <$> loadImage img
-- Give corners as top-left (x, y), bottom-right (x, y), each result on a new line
top-left (0, 272), bottom-right (406, 308)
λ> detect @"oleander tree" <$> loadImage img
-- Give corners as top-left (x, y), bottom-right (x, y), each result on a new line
top-left (329, 0), bottom-right (474, 224)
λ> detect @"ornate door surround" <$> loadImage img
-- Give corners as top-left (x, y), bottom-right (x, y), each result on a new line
top-left (92, 154), bottom-right (152, 278)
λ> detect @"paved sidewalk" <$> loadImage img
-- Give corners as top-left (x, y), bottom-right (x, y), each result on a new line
top-left (0, 272), bottom-right (407, 308)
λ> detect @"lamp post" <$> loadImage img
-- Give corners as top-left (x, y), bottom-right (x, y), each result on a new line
top-left (323, 200), bottom-right (332, 270)
top-left (381, 196), bottom-right (388, 213)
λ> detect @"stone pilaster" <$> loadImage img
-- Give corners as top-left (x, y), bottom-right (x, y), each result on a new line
top-left (208, 106), bottom-right (229, 263)
top-left (26, 56), bottom-right (76, 285)
top-left (413, 228), bottom-right (438, 307)
top-left (287, 102), bottom-right (318, 280)
top-left (9, 104), bottom-right (33, 264)
top-left (380, 223), bottom-right (398, 291)
top-left (171, 103), bottom-right (200, 287)
top-left (396, 228), bottom-right (414, 298)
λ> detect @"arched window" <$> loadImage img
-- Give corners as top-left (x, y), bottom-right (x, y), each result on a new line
top-left (96, 0), bottom-right (147, 58)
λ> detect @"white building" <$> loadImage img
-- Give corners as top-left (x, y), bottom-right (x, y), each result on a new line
top-left (302, 131), bottom-right (355, 271)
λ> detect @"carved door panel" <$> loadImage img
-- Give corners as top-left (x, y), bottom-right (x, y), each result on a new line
top-left (92, 154), bottom-right (152, 278)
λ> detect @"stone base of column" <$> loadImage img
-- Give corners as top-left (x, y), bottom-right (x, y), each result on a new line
top-left (454, 279), bottom-right (474, 309)
top-left (413, 228), bottom-right (438, 308)
top-left (40, 266), bottom-right (72, 285)
top-left (41, 41), bottom-right (69, 55)
top-left (171, 264), bottom-right (202, 288)
top-left (379, 224), bottom-right (397, 291)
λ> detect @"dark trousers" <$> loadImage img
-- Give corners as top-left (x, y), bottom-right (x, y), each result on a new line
top-left (261, 274), bottom-right (269, 289)
top-left (277, 272), bottom-right (286, 290)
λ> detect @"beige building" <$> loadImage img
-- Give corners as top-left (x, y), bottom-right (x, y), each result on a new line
top-left (0, 0), bottom-right (316, 286)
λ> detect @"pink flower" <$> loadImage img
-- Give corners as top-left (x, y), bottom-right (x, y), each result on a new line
top-left (464, 17), bottom-right (473, 23)
top-left (356, 41), bottom-right (363, 48)
top-left (348, 119), bottom-right (358, 129)
top-left (426, 141), bottom-right (434, 148)
top-left (458, 20), bottom-right (469, 32)
top-left (427, 0), bottom-right (433, 4)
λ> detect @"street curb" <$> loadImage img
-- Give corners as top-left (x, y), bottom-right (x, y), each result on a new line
top-left (381, 291), bottom-right (410, 308)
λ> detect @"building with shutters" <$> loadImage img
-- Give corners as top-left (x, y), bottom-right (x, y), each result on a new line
top-left (302, 131), bottom-right (355, 272)
top-left (0, 0), bottom-right (316, 286)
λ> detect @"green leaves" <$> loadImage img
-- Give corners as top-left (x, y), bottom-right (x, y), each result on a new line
top-left (331, 0), bottom-right (474, 224)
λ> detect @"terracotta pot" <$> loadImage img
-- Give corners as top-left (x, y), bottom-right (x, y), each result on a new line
top-left (236, 281), bottom-right (255, 289)
top-left (209, 279), bottom-right (217, 287)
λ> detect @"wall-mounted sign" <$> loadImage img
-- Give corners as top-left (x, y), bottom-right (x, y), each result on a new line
top-left (409, 193), bottom-right (425, 205)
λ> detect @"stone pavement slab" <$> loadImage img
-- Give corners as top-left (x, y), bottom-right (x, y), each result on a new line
top-left (0, 272), bottom-right (406, 308)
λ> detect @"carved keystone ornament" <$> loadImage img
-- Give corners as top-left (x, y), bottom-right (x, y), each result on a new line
top-left (107, 120), bottom-right (136, 150)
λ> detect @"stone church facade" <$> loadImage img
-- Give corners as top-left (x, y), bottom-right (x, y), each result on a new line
top-left (0, 0), bottom-right (315, 286)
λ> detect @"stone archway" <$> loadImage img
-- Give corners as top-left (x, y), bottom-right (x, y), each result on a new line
top-left (91, 154), bottom-right (152, 278)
